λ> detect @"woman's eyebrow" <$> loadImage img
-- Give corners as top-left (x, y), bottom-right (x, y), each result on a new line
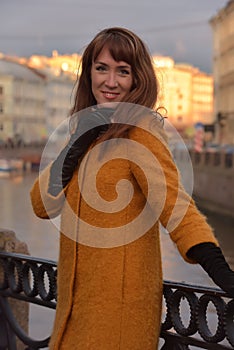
top-left (94, 61), bottom-right (131, 69)
top-left (118, 65), bottom-right (131, 69)
top-left (94, 61), bottom-right (108, 66)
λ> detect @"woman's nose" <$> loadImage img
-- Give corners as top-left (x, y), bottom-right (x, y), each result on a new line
top-left (105, 73), bottom-right (118, 88)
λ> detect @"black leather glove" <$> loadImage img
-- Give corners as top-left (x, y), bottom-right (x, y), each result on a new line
top-left (187, 242), bottom-right (234, 297)
top-left (48, 107), bottom-right (114, 196)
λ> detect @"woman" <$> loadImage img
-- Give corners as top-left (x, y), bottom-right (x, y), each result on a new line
top-left (30, 27), bottom-right (234, 349)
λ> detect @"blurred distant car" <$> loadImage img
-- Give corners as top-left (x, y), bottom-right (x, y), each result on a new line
top-left (205, 143), bottom-right (220, 153)
top-left (205, 143), bottom-right (234, 153)
top-left (221, 144), bottom-right (234, 154)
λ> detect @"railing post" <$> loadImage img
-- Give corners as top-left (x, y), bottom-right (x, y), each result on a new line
top-left (0, 229), bottom-right (29, 350)
top-left (0, 304), bottom-right (17, 350)
top-left (0, 307), bottom-right (8, 349)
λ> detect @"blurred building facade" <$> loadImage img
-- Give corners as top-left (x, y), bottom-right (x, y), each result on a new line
top-left (210, 0), bottom-right (234, 144)
top-left (29, 52), bottom-right (214, 136)
top-left (0, 60), bottom-right (46, 144)
top-left (153, 56), bottom-right (214, 136)
top-left (27, 50), bottom-right (81, 77)
top-left (0, 57), bottom-right (75, 144)
top-left (44, 72), bottom-right (75, 135)
top-left (0, 51), bottom-right (214, 144)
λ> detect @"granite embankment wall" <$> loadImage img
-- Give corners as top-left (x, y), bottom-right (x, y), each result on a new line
top-left (175, 149), bottom-right (234, 218)
top-left (0, 144), bottom-right (44, 161)
top-left (0, 144), bottom-right (45, 171)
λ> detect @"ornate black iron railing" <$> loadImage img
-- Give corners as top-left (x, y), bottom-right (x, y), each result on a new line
top-left (0, 251), bottom-right (234, 350)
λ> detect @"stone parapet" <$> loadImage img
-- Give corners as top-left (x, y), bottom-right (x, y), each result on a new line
top-left (0, 229), bottom-right (29, 350)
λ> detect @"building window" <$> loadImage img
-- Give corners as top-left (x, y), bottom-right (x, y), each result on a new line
top-left (0, 103), bottom-right (3, 113)
top-left (0, 86), bottom-right (3, 95)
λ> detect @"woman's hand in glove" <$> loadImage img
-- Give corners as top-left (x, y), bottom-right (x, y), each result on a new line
top-left (187, 242), bottom-right (234, 297)
top-left (48, 107), bottom-right (114, 196)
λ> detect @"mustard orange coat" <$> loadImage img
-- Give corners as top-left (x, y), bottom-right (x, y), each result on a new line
top-left (30, 116), bottom-right (218, 349)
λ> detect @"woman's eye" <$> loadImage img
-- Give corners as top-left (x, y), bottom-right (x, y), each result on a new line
top-left (96, 65), bottom-right (106, 72)
top-left (120, 69), bottom-right (130, 75)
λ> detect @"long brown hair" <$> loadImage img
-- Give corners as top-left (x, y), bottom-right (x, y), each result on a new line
top-left (70, 27), bottom-right (160, 138)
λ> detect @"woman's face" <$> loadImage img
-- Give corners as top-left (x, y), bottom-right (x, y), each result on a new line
top-left (91, 46), bottom-right (133, 105)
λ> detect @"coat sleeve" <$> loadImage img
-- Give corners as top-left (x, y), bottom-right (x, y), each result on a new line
top-left (30, 164), bottom-right (67, 219)
top-left (128, 119), bottom-right (219, 263)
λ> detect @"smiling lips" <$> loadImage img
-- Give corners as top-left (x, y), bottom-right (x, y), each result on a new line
top-left (102, 91), bottom-right (120, 99)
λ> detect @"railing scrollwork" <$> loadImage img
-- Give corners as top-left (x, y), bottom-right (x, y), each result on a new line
top-left (161, 281), bottom-right (234, 349)
top-left (0, 251), bottom-right (234, 349)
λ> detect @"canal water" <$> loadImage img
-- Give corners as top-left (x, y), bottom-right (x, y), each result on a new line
top-left (1, 172), bottom-right (234, 347)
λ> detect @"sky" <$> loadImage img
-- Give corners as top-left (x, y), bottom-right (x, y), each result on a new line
top-left (0, 0), bottom-right (229, 73)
